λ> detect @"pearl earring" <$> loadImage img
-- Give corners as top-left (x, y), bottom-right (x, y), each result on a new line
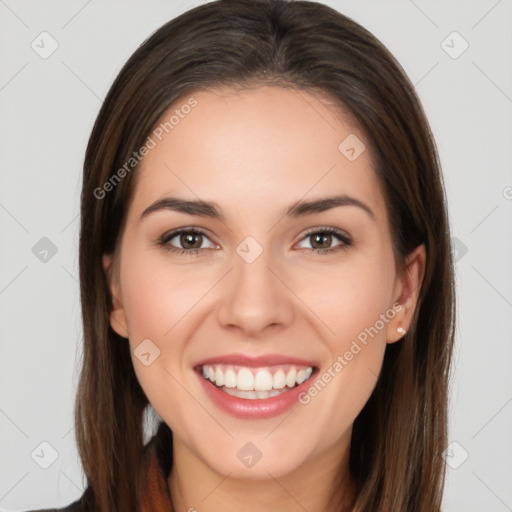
top-left (397, 326), bottom-right (406, 335)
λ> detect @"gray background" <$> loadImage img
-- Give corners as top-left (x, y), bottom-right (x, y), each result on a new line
top-left (1, 0), bottom-right (511, 511)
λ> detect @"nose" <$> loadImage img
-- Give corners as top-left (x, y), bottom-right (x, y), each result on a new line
top-left (216, 248), bottom-right (295, 337)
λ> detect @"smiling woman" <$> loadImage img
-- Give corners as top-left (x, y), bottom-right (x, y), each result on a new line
top-left (27, 0), bottom-right (455, 511)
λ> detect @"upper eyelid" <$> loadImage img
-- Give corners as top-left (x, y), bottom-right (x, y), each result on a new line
top-left (162, 227), bottom-right (216, 243)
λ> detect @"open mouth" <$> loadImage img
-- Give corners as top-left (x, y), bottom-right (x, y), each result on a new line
top-left (196, 363), bottom-right (317, 400)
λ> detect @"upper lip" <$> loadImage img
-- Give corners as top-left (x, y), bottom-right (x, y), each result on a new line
top-left (194, 353), bottom-right (319, 369)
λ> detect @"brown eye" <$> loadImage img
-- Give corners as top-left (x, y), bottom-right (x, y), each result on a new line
top-left (297, 228), bottom-right (352, 255)
top-left (179, 232), bottom-right (203, 249)
top-left (310, 232), bottom-right (333, 250)
top-left (159, 228), bottom-right (216, 255)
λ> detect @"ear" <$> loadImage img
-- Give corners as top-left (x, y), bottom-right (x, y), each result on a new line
top-left (386, 244), bottom-right (426, 344)
top-left (102, 254), bottom-right (129, 339)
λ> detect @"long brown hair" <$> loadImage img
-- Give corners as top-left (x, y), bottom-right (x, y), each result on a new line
top-left (76, 0), bottom-right (456, 510)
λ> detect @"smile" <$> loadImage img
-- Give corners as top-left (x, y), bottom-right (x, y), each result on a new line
top-left (201, 364), bottom-right (314, 399)
top-left (194, 354), bottom-right (319, 419)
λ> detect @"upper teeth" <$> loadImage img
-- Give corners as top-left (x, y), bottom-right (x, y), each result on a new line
top-left (201, 364), bottom-right (313, 391)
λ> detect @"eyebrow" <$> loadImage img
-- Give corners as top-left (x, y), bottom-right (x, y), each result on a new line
top-left (139, 194), bottom-right (375, 222)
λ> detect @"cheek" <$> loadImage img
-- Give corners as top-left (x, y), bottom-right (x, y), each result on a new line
top-left (293, 254), bottom-right (393, 422)
top-left (295, 253), bottom-right (394, 345)
top-left (118, 250), bottom-right (199, 399)
top-left (120, 247), bottom-right (213, 341)
top-left (118, 252), bottom-right (220, 447)
top-left (118, 246), bottom-right (238, 415)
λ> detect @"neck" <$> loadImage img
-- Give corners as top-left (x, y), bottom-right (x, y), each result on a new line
top-left (167, 431), bottom-right (355, 512)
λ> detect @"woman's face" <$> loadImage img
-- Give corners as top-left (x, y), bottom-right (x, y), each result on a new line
top-left (104, 85), bottom-right (425, 480)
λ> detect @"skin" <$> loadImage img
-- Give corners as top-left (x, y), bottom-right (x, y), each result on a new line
top-left (103, 85), bottom-right (426, 512)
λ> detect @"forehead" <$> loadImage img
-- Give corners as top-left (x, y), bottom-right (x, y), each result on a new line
top-left (129, 85), bottom-right (387, 223)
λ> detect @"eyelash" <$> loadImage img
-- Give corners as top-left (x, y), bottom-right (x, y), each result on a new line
top-left (157, 227), bottom-right (353, 256)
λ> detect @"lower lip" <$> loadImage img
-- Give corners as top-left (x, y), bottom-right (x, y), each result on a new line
top-left (196, 369), bottom-right (317, 420)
